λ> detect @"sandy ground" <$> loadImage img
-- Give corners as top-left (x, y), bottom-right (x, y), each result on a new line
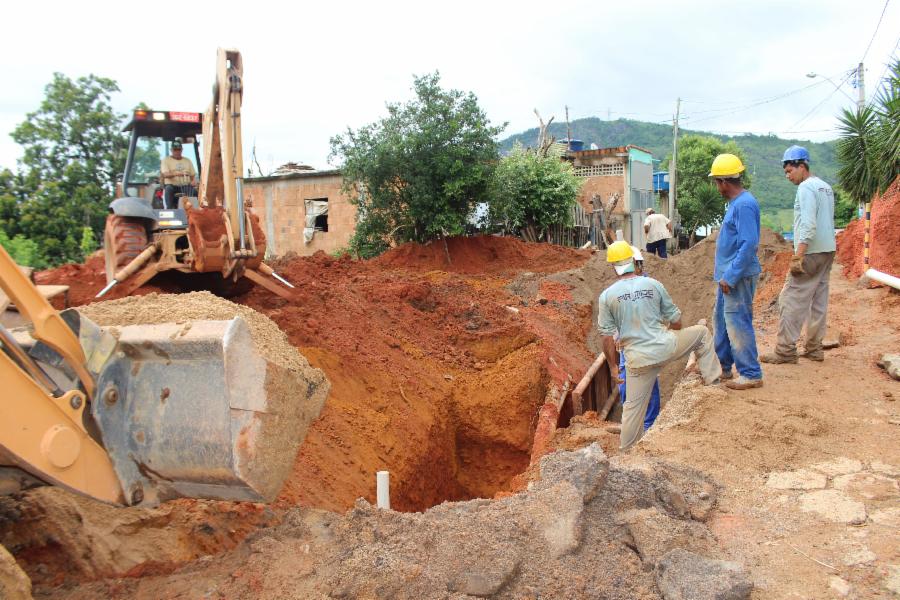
top-left (5, 233), bottom-right (899, 598)
top-left (638, 264), bottom-right (900, 599)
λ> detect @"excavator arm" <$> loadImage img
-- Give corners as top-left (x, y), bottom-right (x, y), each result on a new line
top-left (1, 240), bottom-right (326, 507)
top-left (0, 244), bottom-right (123, 503)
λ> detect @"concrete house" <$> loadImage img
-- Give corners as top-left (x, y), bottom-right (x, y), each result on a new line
top-left (244, 169), bottom-right (358, 257)
top-left (569, 145), bottom-right (655, 247)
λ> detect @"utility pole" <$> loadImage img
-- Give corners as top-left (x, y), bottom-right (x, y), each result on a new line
top-left (857, 62), bottom-right (866, 110)
top-left (670, 97), bottom-right (681, 224)
top-left (565, 105), bottom-right (572, 150)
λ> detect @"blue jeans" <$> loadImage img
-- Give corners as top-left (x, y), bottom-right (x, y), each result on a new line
top-left (619, 352), bottom-right (660, 430)
top-left (714, 276), bottom-right (762, 379)
top-left (646, 239), bottom-right (668, 258)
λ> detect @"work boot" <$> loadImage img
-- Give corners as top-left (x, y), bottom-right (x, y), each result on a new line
top-left (720, 369), bottom-right (734, 380)
top-left (725, 376), bottom-right (764, 390)
top-left (800, 348), bottom-right (824, 361)
top-left (759, 352), bottom-right (798, 364)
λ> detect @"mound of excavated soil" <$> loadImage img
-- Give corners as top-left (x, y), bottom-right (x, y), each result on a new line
top-left (373, 234), bottom-right (590, 274)
top-left (836, 177), bottom-right (900, 279)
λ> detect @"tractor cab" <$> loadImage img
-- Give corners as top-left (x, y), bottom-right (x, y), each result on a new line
top-left (118, 109), bottom-right (203, 222)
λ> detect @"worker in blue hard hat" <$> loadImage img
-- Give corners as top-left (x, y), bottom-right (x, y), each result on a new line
top-left (760, 146), bottom-right (836, 364)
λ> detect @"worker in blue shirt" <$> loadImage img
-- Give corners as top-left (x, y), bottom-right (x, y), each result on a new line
top-left (709, 154), bottom-right (763, 390)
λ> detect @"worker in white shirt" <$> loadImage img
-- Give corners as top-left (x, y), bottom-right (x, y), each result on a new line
top-left (643, 208), bottom-right (673, 258)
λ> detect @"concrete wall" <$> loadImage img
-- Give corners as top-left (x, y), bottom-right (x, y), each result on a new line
top-left (244, 172), bottom-right (357, 257)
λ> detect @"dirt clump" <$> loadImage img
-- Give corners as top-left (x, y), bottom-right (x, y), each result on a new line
top-left (836, 176), bottom-right (900, 279)
top-left (34, 447), bottom-right (735, 600)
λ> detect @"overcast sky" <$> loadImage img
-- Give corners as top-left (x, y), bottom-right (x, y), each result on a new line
top-left (1, 0), bottom-right (897, 173)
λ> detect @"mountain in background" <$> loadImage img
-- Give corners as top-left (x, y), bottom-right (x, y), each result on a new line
top-left (500, 117), bottom-right (839, 228)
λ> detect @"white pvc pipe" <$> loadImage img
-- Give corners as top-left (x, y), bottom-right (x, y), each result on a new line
top-left (376, 471), bottom-right (390, 509)
top-left (866, 268), bottom-right (900, 291)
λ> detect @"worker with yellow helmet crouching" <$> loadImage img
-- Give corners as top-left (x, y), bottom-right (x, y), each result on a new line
top-left (597, 241), bottom-right (722, 450)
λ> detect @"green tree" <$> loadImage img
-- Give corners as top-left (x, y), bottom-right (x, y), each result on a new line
top-left (0, 230), bottom-right (47, 268)
top-left (330, 72), bottom-right (504, 257)
top-left (486, 143), bottom-right (582, 240)
top-left (833, 187), bottom-right (858, 228)
top-left (662, 135), bottom-right (752, 243)
top-left (837, 59), bottom-right (900, 205)
top-left (7, 73), bottom-right (128, 265)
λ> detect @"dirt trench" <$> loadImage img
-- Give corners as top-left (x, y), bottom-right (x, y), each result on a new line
top-left (8, 236), bottom-right (593, 591)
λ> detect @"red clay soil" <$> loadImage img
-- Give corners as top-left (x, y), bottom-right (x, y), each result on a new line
top-left (35, 236), bottom-right (593, 515)
top-left (372, 234), bottom-right (590, 274)
top-left (836, 176), bottom-right (900, 279)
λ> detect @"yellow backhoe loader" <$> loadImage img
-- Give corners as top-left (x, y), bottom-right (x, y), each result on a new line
top-left (99, 48), bottom-right (293, 299)
top-left (0, 240), bottom-right (325, 507)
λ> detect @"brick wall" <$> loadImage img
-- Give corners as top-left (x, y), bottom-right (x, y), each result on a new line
top-left (244, 172), bottom-right (357, 257)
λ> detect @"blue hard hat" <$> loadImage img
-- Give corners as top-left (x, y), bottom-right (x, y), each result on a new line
top-left (782, 145), bottom-right (810, 164)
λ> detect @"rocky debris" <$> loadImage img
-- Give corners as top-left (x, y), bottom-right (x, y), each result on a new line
top-left (810, 457), bottom-right (864, 477)
top-left (798, 489), bottom-right (867, 525)
top-left (655, 548), bottom-right (752, 600)
top-left (841, 545), bottom-right (877, 566)
top-left (0, 487), bottom-right (274, 586)
top-left (532, 442), bottom-right (609, 503)
top-left (606, 455), bottom-right (719, 522)
top-left (766, 469), bottom-right (827, 490)
top-left (619, 507), bottom-right (717, 567)
top-left (871, 507), bottom-right (900, 527)
top-left (822, 339), bottom-right (841, 350)
top-left (0, 545), bottom-right (31, 600)
top-left (878, 353), bottom-right (900, 381)
top-left (884, 565), bottom-right (900, 595)
top-left (870, 460), bottom-right (900, 477)
top-left (828, 576), bottom-right (851, 597)
top-left (833, 472), bottom-right (899, 501)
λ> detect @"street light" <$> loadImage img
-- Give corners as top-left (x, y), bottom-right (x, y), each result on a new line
top-left (806, 72), bottom-right (857, 103)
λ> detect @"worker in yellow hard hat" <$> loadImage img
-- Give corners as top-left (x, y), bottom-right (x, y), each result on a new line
top-left (597, 241), bottom-right (721, 451)
top-left (709, 153), bottom-right (763, 390)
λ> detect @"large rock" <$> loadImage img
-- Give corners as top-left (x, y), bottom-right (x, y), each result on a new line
top-left (809, 457), bottom-right (863, 477)
top-left (620, 507), bottom-right (716, 567)
top-left (833, 472), bottom-right (899, 501)
top-left (766, 469), bottom-right (827, 490)
top-left (798, 489), bottom-right (867, 525)
top-left (655, 548), bottom-right (752, 600)
top-left (534, 442), bottom-right (609, 503)
top-left (877, 353), bottom-right (900, 381)
top-left (0, 545), bottom-right (31, 600)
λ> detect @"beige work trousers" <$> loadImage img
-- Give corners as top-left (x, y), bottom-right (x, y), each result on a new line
top-left (775, 252), bottom-right (835, 359)
top-left (620, 325), bottom-right (722, 451)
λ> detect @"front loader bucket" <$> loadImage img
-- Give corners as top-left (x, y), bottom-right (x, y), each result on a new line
top-left (91, 317), bottom-right (325, 506)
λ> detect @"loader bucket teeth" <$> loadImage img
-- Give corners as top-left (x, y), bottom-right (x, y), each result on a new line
top-left (91, 317), bottom-right (326, 506)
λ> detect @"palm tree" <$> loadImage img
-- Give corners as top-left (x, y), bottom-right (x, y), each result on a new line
top-left (836, 60), bottom-right (900, 205)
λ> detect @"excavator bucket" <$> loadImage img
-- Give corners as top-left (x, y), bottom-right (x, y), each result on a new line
top-left (88, 316), bottom-right (326, 506)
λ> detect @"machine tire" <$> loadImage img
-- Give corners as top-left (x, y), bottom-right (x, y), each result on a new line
top-left (104, 215), bottom-right (148, 283)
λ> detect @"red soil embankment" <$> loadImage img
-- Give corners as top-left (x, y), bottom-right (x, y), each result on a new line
top-left (836, 177), bottom-right (900, 279)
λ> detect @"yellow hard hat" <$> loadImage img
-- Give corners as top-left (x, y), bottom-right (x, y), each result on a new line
top-left (606, 241), bottom-right (634, 263)
top-left (708, 154), bottom-right (745, 178)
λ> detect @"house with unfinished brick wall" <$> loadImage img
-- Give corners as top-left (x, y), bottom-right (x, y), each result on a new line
top-left (243, 169), bottom-right (357, 257)
top-left (569, 145), bottom-right (656, 248)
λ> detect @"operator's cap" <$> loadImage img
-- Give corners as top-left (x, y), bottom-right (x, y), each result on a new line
top-left (172, 140), bottom-right (183, 149)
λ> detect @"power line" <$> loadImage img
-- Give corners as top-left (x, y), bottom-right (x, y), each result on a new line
top-left (861, 0), bottom-right (892, 63)
top-left (865, 35), bottom-right (900, 109)
top-left (789, 71), bottom-right (855, 130)
top-left (677, 75), bottom-right (846, 126)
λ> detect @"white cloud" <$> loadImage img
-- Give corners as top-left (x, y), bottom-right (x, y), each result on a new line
top-left (1, 0), bottom-right (897, 171)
